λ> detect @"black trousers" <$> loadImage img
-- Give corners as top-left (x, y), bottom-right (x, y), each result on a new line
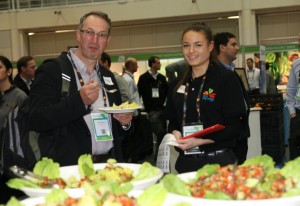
top-left (232, 138), bottom-right (248, 165)
top-left (175, 149), bottom-right (236, 174)
top-left (0, 172), bottom-right (26, 204)
top-left (122, 115), bottom-right (153, 162)
top-left (148, 110), bottom-right (167, 159)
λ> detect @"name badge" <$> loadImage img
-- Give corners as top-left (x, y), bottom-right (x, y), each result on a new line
top-left (103, 76), bottom-right (114, 85)
top-left (177, 85), bottom-right (186, 94)
top-left (152, 88), bottom-right (159, 98)
top-left (183, 124), bottom-right (203, 155)
top-left (91, 112), bottom-right (113, 141)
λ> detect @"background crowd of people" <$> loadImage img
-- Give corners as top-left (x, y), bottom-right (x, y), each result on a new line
top-left (0, 9), bottom-right (299, 204)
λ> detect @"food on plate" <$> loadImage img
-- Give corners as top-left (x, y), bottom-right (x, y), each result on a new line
top-left (160, 155), bottom-right (300, 200)
top-left (77, 156), bottom-right (134, 186)
top-left (7, 154), bottom-right (160, 191)
top-left (7, 183), bottom-right (170, 206)
top-left (9, 182), bottom-right (137, 206)
top-left (111, 101), bottom-right (139, 109)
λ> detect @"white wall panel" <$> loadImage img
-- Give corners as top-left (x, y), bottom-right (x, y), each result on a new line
top-left (29, 33), bottom-right (55, 57)
top-left (0, 30), bottom-right (12, 59)
top-left (258, 11), bottom-right (300, 44)
top-left (155, 23), bottom-right (182, 46)
top-left (55, 32), bottom-right (77, 52)
top-left (129, 25), bottom-right (155, 48)
top-left (107, 27), bottom-right (130, 51)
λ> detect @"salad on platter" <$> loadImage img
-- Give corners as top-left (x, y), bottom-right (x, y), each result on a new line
top-left (6, 182), bottom-right (189, 206)
top-left (7, 154), bottom-right (162, 191)
top-left (160, 155), bottom-right (300, 201)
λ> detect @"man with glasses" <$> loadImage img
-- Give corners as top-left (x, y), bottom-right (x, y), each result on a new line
top-left (14, 56), bottom-right (36, 95)
top-left (29, 11), bottom-right (133, 166)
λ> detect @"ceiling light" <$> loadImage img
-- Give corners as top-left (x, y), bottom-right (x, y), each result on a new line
top-left (28, 32), bottom-right (35, 36)
top-left (227, 16), bottom-right (239, 19)
top-left (55, 30), bottom-right (75, 33)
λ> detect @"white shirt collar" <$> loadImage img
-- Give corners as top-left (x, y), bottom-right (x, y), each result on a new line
top-left (148, 70), bottom-right (158, 79)
top-left (68, 48), bottom-right (99, 75)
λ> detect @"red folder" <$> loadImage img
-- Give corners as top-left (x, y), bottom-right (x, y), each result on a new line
top-left (181, 124), bottom-right (225, 139)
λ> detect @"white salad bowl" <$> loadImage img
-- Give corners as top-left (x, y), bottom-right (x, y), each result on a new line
top-left (20, 163), bottom-right (163, 197)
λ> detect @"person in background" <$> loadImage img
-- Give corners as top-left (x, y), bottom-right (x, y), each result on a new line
top-left (213, 32), bottom-right (250, 165)
top-left (165, 59), bottom-right (186, 85)
top-left (29, 11), bottom-right (133, 166)
top-left (137, 56), bottom-right (168, 160)
top-left (246, 57), bottom-right (260, 94)
top-left (0, 56), bottom-right (27, 127)
top-left (99, 52), bottom-right (130, 103)
top-left (0, 55), bottom-right (27, 203)
top-left (122, 58), bottom-right (140, 105)
top-left (165, 23), bottom-right (246, 173)
top-left (254, 53), bottom-right (261, 69)
top-left (14, 56), bottom-right (36, 95)
top-left (286, 32), bottom-right (300, 160)
top-left (265, 62), bottom-right (277, 94)
top-left (121, 57), bottom-right (143, 162)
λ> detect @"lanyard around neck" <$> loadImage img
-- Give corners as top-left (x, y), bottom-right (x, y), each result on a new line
top-left (182, 73), bottom-right (206, 125)
top-left (67, 52), bottom-right (107, 108)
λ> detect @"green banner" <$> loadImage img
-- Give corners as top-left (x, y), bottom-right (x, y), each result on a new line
top-left (111, 44), bottom-right (299, 62)
top-left (240, 44), bottom-right (299, 54)
top-left (266, 44), bottom-right (299, 52)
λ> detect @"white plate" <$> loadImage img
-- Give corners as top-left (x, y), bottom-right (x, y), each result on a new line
top-left (20, 163), bottom-right (163, 197)
top-left (98, 107), bottom-right (142, 113)
top-left (169, 172), bottom-right (300, 206)
top-left (21, 190), bottom-right (187, 206)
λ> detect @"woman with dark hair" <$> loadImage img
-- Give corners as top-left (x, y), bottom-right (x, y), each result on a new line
top-left (0, 55), bottom-right (27, 203)
top-left (165, 23), bottom-right (247, 173)
top-left (0, 55), bottom-right (27, 126)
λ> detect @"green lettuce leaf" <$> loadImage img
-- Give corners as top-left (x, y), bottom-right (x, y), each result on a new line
top-left (5, 197), bottom-right (24, 206)
top-left (137, 184), bottom-right (168, 206)
top-left (160, 173), bottom-right (191, 196)
top-left (195, 164), bottom-right (219, 180)
top-left (6, 178), bottom-right (40, 189)
top-left (45, 188), bottom-right (69, 204)
top-left (92, 181), bottom-right (133, 195)
top-left (132, 162), bottom-right (160, 181)
top-left (173, 203), bottom-right (192, 206)
top-left (242, 154), bottom-right (274, 172)
top-left (280, 156), bottom-right (300, 183)
top-left (204, 191), bottom-right (232, 200)
top-left (33, 157), bottom-right (60, 179)
top-left (282, 188), bottom-right (300, 197)
top-left (259, 169), bottom-right (281, 193)
top-left (78, 154), bottom-right (95, 177)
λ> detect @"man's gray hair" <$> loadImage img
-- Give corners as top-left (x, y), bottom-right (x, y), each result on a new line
top-left (78, 11), bottom-right (111, 35)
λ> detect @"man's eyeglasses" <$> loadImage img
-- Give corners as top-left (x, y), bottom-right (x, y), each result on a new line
top-left (79, 29), bottom-right (110, 39)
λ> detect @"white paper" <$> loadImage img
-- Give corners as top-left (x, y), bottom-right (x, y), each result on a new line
top-left (156, 134), bottom-right (178, 173)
